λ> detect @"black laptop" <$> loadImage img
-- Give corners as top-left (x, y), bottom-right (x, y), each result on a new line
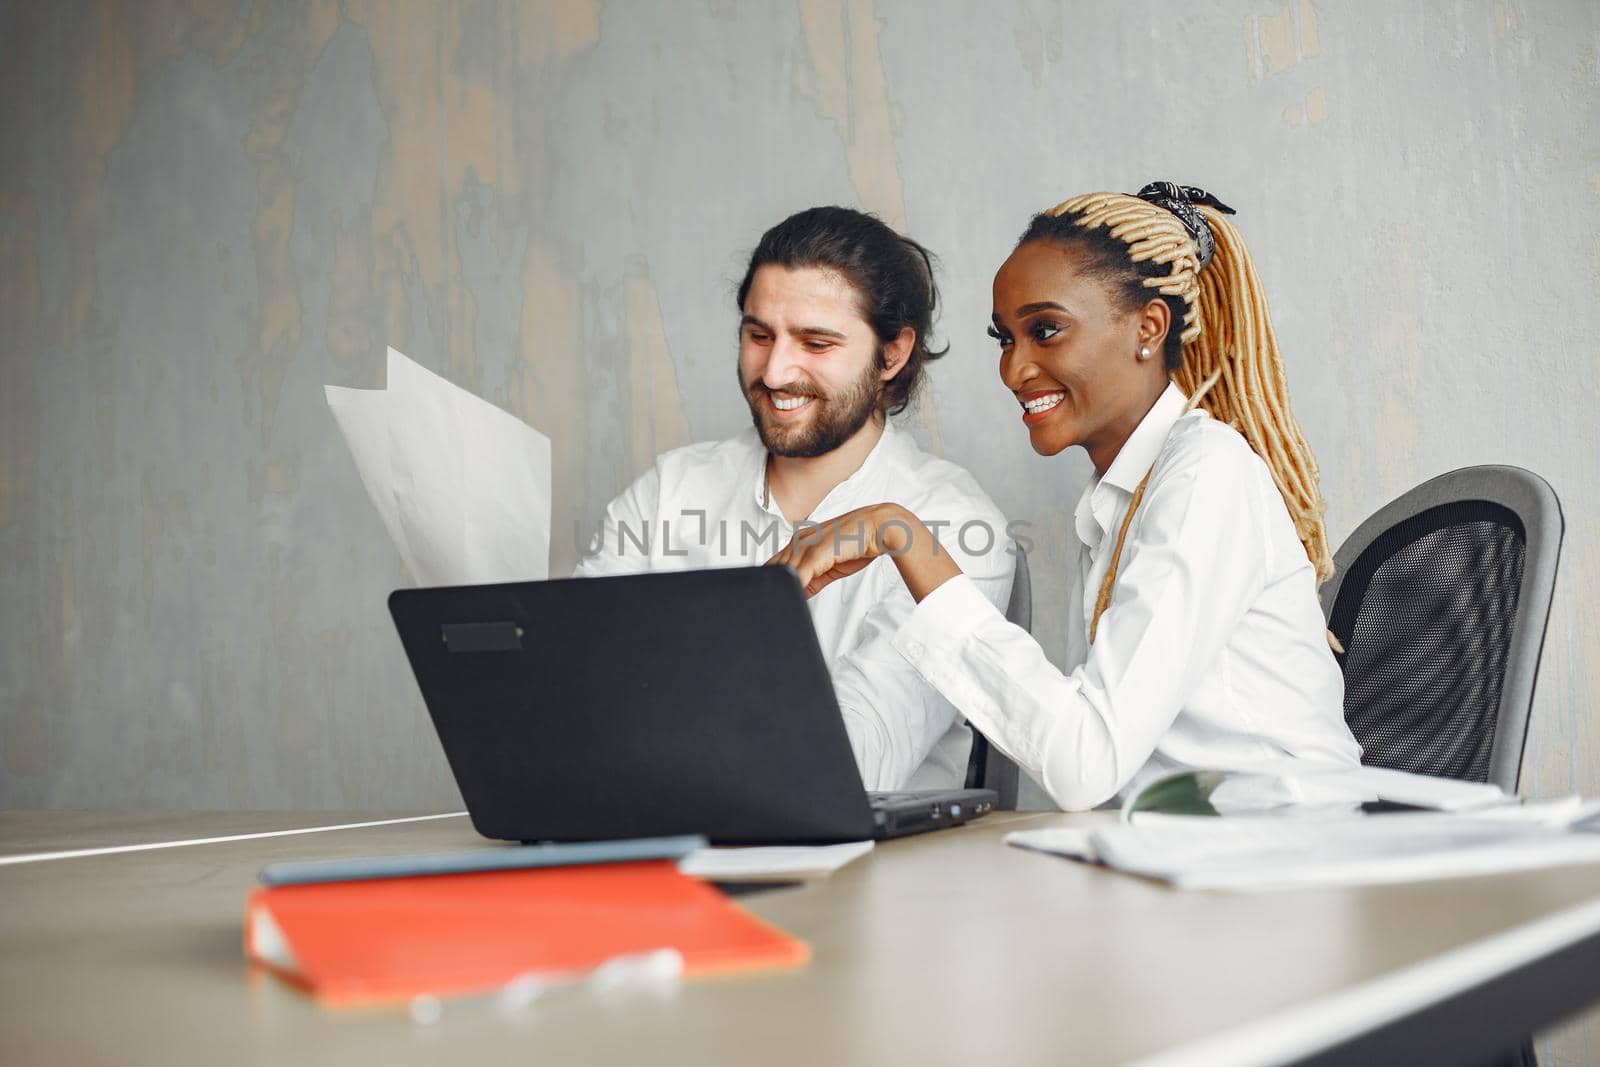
top-left (388, 566), bottom-right (997, 844)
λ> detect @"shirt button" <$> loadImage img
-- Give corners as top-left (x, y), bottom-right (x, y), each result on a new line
top-left (904, 641), bottom-right (925, 660)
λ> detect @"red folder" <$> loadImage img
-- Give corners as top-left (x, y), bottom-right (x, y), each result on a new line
top-left (243, 859), bottom-right (807, 1006)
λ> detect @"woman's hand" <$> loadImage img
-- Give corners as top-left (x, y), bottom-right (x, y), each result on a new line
top-left (766, 503), bottom-right (964, 601)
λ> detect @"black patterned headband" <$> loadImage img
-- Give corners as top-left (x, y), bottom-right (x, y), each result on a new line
top-left (1134, 181), bottom-right (1236, 270)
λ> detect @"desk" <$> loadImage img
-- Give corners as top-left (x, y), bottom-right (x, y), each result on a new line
top-left (4, 810), bottom-right (1600, 1066)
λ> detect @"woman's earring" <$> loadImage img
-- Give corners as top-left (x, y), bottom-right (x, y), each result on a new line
top-left (1138, 345), bottom-right (1152, 361)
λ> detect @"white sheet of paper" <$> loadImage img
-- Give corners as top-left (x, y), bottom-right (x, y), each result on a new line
top-left (326, 347), bottom-right (551, 586)
top-left (1283, 764), bottom-right (1510, 812)
top-left (678, 840), bottom-right (875, 882)
top-left (1098, 812), bottom-right (1600, 892)
top-left (1006, 798), bottom-right (1600, 892)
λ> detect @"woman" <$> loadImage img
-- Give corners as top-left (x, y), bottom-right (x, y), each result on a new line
top-left (771, 182), bottom-right (1362, 811)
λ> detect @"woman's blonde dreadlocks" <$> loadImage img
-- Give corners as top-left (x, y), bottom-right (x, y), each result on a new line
top-left (1038, 189), bottom-right (1333, 642)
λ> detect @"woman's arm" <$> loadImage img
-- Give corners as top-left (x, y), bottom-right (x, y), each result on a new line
top-left (770, 503), bottom-right (1015, 790)
top-left (766, 502), bottom-right (964, 602)
top-left (772, 454), bottom-right (1278, 811)
top-left (899, 459), bottom-right (1273, 809)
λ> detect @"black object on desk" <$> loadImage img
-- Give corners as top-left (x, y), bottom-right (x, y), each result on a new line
top-left (389, 566), bottom-right (995, 845)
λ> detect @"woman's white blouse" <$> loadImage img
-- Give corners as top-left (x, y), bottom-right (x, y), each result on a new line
top-left (892, 384), bottom-right (1362, 811)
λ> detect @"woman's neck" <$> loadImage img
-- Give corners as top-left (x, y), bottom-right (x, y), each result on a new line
top-left (1087, 380), bottom-right (1169, 476)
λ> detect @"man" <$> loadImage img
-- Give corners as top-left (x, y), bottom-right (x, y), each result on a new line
top-left (576, 207), bottom-right (1014, 790)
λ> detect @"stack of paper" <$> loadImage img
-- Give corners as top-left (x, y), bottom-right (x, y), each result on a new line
top-left (1008, 797), bottom-right (1600, 892)
top-left (1124, 761), bottom-right (1511, 817)
top-left (325, 347), bottom-right (552, 587)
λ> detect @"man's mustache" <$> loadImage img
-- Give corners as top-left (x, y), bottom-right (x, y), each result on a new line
top-left (748, 381), bottom-right (824, 402)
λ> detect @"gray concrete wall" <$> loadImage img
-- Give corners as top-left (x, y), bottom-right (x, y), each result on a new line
top-left (3, 3), bottom-right (1599, 1051)
top-left (5, 0), bottom-right (1598, 791)
top-left (6, 0), bottom-right (1598, 802)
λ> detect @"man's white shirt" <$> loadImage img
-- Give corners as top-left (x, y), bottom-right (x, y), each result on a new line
top-left (574, 418), bottom-right (1016, 790)
top-left (894, 384), bottom-right (1361, 810)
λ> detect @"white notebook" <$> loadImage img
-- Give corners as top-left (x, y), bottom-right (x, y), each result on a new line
top-left (1009, 798), bottom-right (1600, 892)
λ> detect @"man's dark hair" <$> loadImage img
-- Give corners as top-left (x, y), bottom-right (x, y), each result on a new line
top-left (736, 206), bottom-right (947, 417)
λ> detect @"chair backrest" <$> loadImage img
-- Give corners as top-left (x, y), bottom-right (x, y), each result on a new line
top-left (1320, 466), bottom-right (1563, 793)
top-left (964, 547), bottom-right (1029, 808)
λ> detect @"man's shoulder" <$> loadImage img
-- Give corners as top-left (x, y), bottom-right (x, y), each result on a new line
top-left (880, 425), bottom-right (1007, 524)
top-left (650, 428), bottom-right (763, 481)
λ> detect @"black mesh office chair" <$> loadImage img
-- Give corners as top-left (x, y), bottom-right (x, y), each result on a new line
top-left (1319, 466), bottom-right (1563, 794)
top-left (964, 546), bottom-right (1029, 809)
top-left (1320, 467), bottom-right (1562, 1067)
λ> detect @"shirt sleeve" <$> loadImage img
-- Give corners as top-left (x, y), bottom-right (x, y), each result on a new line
top-left (892, 459), bottom-right (1266, 810)
top-left (832, 538), bottom-right (1015, 790)
top-left (571, 466), bottom-right (662, 578)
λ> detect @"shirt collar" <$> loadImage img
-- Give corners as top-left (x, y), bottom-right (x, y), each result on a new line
top-left (748, 417), bottom-right (903, 519)
top-left (1099, 382), bottom-right (1190, 494)
top-left (746, 428), bottom-right (774, 511)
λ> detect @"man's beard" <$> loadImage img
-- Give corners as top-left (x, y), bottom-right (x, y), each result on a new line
top-left (742, 355), bottom-right (881, 459)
